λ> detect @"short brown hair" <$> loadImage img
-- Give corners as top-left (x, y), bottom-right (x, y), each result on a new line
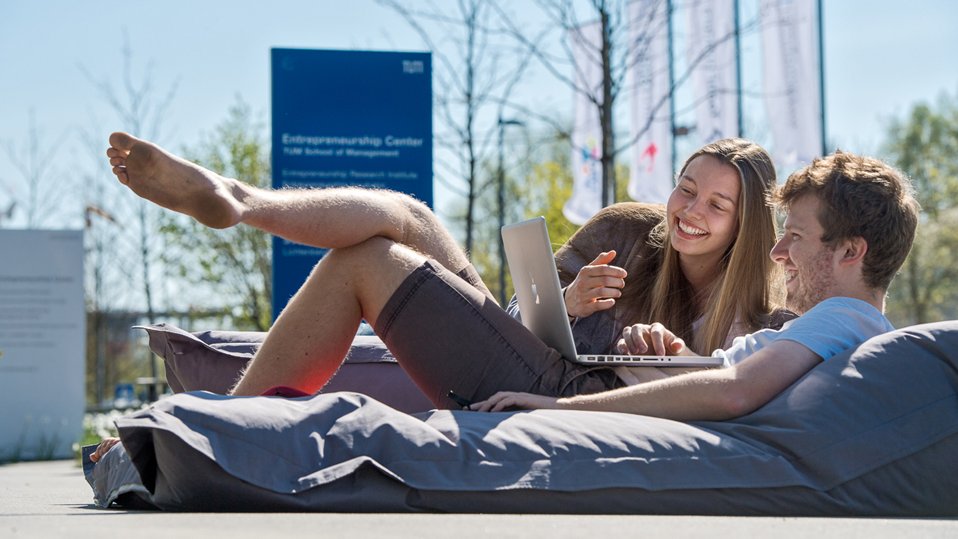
top-left (775, 151), bottom-right (920, 290)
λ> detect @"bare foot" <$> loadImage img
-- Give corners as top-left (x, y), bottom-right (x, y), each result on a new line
top-left (106, 132), bottom-right (247, 229)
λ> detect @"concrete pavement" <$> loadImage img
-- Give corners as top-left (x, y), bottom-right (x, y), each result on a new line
top-left (2, 459), bottom-right (956, 539)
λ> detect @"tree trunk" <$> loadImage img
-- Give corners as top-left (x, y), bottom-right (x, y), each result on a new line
top-left (599, 4), bottom-right (616, 207)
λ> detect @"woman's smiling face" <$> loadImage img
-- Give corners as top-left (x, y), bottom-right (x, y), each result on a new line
top-left (667, 154), bottom-right (742, 264)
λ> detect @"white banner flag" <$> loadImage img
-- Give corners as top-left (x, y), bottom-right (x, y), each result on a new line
top-left (761, 0), bottom-right (823, 173)
top-left (687, 0), bottom-right (739, 143)
top-left (628, 0), bottom-right (673, 205)
top-left (565, 21), bottom-right (604, 225)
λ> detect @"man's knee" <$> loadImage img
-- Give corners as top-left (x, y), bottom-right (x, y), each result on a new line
top-left (383, 191), bottom-right (440, 234)
top-left (321, 237), bottom-right (425, 277)
top-left (320, 237), bottom-right (428, 320)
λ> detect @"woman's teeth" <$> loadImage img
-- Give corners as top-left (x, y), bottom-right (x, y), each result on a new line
top-left (679, 221), bottom-right (707, 236)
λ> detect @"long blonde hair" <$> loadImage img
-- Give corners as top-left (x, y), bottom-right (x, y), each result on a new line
top-left (626, 138), bottom-right (784, 353)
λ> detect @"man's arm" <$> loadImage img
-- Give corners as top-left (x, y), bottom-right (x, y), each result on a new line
top-left (473, 340), bottom-right (822, 421)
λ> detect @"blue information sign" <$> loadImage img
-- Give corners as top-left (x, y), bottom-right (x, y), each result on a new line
top-left (271, 48), bottom-right (432, 320)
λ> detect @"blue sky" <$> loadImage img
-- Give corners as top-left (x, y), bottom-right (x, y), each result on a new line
top-left (1, 0), bottom-right (956, 228)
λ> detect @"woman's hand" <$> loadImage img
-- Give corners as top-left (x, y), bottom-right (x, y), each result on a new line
top-left (471, 391), bottom-right (560, 412)
top-left (617, 322), bottom-right (689, 356)
top-left (564, 251), bottom-right (627, 318)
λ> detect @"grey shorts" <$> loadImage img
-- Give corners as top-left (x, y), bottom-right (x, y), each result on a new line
top-left (373, 260), bottom-right (623, 409)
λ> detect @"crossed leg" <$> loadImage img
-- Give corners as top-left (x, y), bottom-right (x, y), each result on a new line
top-left (106, 132), bottom-right (493, 396)
top-left (230, 237), bottom-right (428, 396)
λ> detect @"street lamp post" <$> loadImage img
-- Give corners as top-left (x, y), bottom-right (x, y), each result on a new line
top-left (497, 116), bottom-right (524, 306)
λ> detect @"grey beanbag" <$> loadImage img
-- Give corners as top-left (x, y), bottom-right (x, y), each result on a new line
top-left (139, 323), bottom-right (433, 413)
top-left (92, 321), bottom-right (958, 515)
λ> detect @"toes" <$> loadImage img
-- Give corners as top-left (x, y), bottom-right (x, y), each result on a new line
top-left (112, 166), bottom-right (129, 184)
top-left (108, 131), bottom-right (139, 151)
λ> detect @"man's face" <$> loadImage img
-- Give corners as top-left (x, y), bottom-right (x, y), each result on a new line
top-left (769, 195), bottom-right (838, 314)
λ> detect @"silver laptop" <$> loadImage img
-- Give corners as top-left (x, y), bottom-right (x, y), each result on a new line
top-left (501, 216), bottom-right (723, 368)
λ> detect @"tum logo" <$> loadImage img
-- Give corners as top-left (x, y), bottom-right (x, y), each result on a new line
top-left (402, 60), bottom-right (424, 74)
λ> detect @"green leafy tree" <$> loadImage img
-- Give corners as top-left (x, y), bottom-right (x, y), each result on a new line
top-left (883, 89), bottom-right (958, 325)
top-left (161, 99), bottom-right (272, 330)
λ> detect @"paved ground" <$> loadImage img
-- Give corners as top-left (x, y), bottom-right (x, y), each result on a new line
top-left (2, 459), bottom-right (957, 539)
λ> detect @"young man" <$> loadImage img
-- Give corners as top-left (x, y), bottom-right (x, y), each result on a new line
top-left (473, 151), bottom-right (920, 419)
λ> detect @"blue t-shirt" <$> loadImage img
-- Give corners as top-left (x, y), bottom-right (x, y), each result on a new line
top-left (714, 297), bottom-right (895, 367)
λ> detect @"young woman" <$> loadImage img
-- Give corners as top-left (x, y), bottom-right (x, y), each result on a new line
top-left (551, 139), bottom-right (788, 363)
top-left (103, 133), bottom-right (786, 410)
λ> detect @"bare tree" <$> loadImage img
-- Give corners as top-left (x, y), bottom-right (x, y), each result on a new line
top-left (2, 110), bottom-right (69, 228)
top-left (492, 0), bottom-right (755, 205)
top-left (76, 115), bottom-right (135, 406)
top-left (81, 33), bottom-right (179, 325)
top-left (377, 0), bottom-right (536, 256)
top-left (81, 33), bottom-right (179, 398)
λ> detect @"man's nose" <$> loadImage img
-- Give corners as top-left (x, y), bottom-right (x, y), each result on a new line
top-left (770, 236), bottom-right (788, 263)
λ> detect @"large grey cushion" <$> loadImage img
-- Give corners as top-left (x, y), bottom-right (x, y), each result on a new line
top-left (139, 323), bottom-right (433, 414)
top-left (93, 321), bottom-right (958, 515)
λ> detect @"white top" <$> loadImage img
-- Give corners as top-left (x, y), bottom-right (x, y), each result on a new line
top-left (693, 313), bottom-right (750, 351)
top-left (614, 313), bottom-right (748, 386)
top-left (713, 297), bottom-right (894, 367)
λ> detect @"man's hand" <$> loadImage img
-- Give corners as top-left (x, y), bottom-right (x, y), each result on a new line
top-left (564, 251), bottom-right (628, 318)
top-left (616, 322), bottom-right (690, 356)
top-left (471, 391), bottom-right (560, 412)
top-left (89, 437), bottom-right (121, 463)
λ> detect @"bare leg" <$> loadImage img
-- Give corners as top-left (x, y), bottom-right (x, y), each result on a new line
top-left (230, 237), bottom-right (427, 396)
top-left (107, 132), bottom-right (496, 396)
top-left (106, 132), bottom-right (481, 291)
top-left (106, 133), bottom-right (246, 229)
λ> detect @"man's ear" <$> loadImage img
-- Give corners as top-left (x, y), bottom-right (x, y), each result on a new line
top-left (838, 236), bottom-right (868, 266)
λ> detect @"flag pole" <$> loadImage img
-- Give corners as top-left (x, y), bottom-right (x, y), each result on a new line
top-left (667, 0), bottom-right (677, 183)
top-left (817, 0), bottom-right (827, 155)
top-left (734, 0), bottom-right (743, 137)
